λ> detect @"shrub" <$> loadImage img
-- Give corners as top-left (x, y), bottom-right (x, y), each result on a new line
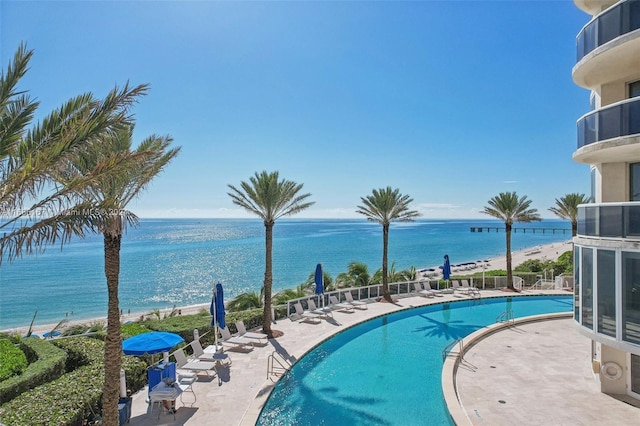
top-left (0, 338), bottom-right (66, 405)
top-left (0, 339), bottom-right (27, 381)
top-left (121, 322), bottom-right (152, 339)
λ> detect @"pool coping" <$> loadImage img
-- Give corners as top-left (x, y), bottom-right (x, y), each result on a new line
top-left (241, 292), bottom-right (573, 425)
top-left (441, 311), bottom-right (573, 425)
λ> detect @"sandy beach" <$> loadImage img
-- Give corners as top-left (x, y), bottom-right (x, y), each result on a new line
top-left (5, 240), bottom-right (573, 338)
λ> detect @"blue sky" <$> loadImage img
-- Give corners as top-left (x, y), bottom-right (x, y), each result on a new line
top-left (1, 1), bottom-right (590, 219)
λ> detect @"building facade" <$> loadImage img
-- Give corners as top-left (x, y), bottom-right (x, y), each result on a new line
top-left (572, 0), bottom-right (640, 399)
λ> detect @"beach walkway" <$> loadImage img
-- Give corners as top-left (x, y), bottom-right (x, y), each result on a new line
top-left (126, 289), bottom-right (640, 425)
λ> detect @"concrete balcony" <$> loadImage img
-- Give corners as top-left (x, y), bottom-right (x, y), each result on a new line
top-left (577, 202), bottom-right (640, 239)
top-left (574, 0), bottom-right (618, 16)
top-left (574, 97), bottom-right (640, 163)
top-left (573, 0), bottom-right (640, 89)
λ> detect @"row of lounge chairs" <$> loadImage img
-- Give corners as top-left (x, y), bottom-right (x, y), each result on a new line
top-left (414, 280), bottom-right (480, 297)
top-left (293, 293), bottom-right (368, 323)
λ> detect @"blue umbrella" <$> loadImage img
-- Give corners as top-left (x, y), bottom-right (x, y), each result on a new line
top-left (43, 330), bottom-right (61, 338)
top-left (122, 331), bottom-right (184, 356)
top-left (443, 254), bottom-right (452, 281)
top-left (210, 282), bottom-right (226, 350)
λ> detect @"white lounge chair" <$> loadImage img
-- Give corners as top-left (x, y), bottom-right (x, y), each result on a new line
top-left (343, 291), bottom-right (367, 309)
top-left (413, 282), bottom-right (434, 298)
top-left (219, 326), bottom-right (254, 351)
top-left (450, 280), bottom-right (469, 296)
top-left (235, 320), bottom-right (269, 345)
top-left (329, 295), bottom-right (355, 313)
top-left (307, 299), bottom-right (332, 317)
top-left (460, 279), bottom-right (481, 296)
top-left (293, 302), bottom-right (321, 323)
top-left (173, 348), bottom-right (217, 379)
top-left (422, 281), bottom-right (444, 297)
top-left (191, 338), bottom-right (232, 366)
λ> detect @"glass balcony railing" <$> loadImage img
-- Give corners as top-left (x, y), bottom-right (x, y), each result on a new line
top-left (577, 202), bottom-right (640, 238)
top-left (577, 97), bottom-right (640, 149)
top-left (576, 0), bottom-right (640, 62)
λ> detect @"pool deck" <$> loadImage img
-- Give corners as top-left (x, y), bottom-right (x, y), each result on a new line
top-left (126, 290), bottom-right (640, 425)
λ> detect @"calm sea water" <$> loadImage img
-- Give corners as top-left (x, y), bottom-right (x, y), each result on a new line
top-left (0, 218), bottom-right (571, 329)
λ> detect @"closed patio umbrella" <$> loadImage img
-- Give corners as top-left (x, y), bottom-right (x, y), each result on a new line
top-left (443, 254), bottom-right (452, 288)
top-left (210, 282), bottom-right (226, 350)
top-left (314, 263), bottom-right (324, 307)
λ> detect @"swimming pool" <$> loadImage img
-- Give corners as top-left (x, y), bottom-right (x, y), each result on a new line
top-left (257, 295), bottom-right (572, 426)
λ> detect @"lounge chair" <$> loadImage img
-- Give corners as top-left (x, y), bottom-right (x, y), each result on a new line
top-left (413, 282), bottom-right (434, 298)
top-left (307, 299), bottom-right (332, 317)
top-left (235, 320), bottom-right (269, 345)
top-left (191, 338), bottom-right (232, 366)
top-left (460, 279), bottom-right (481, 296)
top-left (173, 348), bottom-right (217, 379)
top-left (329, 295), bottom-right (355, 313)
top-left (451, 280), bottom-right (469, 296)
top-left (343, 291), bottom-right (367, 309)
top-left (219, 326), bottom-right (255, 351)
top-left (422, 281), bottom-right (444, 297)
top-left (293, 302), bottom-right (321, 323)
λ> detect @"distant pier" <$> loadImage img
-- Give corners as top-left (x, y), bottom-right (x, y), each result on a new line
top-left (470, 226), bottom-right (571, 234)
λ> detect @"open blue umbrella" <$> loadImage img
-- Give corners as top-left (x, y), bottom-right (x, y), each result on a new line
top-left (43, 330), bottom-right (61, 338)
top-left (122, 331), bottom-right (184, 356)
top-left (443, 254), bottom-right (452, 281)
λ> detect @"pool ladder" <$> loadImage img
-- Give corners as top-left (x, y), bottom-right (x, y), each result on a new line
top-left (267, 351), bottom-right (292, 381)
top-left (496, 309), bottom-right (515, 327)
top-left (442, 338), bottom-right (464, 362)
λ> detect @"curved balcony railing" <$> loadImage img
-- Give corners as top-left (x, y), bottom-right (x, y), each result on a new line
top-left (576, 0), bottom-right (640, 62)
top-left (577, 97), bottom-right (640, 149)
top-left (577, 202), bottom-right (640, 238)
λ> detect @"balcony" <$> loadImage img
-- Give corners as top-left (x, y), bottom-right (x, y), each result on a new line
top-left (577, 0), bottom-right (640, 62)
top-left (577, 202), bottom-right (640, 239)
top-left (574, 0), bottom-right (618, 16)
top-left (575, 97), bottom-right (640, 162)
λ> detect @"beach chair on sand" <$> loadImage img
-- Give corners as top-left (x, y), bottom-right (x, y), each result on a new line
top-left (344, 291), bottom-right (367, 309)
top-left (329, 295), bottom-right (355, 313)
top-left (293, 302), bottom-right (321, 323)
top-left (413, 282), bottom-right (434, 298)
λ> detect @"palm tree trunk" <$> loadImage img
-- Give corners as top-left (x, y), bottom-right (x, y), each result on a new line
top-left (571, 220), bottom-right (577, 237)
top-left (263, 222), bottom-right (273, 337)
top-left (505, 222), bottom-right (514, 291)
top-left (102, 231), bottom-right (122, 426)
top-left (382, 224), bottom-right (391, 302)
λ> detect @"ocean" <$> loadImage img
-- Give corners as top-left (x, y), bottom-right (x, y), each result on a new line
top-left (0, 218), bottom-right (571, 329)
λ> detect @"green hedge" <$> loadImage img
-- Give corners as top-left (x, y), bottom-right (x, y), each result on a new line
top-left (0, 338), bottom-right (67, 405)
top-left (0, 340), bottom-right (27, 382)
top-left (0, 363), bottom-right (104, 425)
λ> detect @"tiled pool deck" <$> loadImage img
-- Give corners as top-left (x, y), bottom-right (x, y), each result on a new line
top-left (127, 290), bottom-right (640, 425)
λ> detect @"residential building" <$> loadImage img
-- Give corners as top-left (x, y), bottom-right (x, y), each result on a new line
top-left (572, 0), bottom-right (640, 400)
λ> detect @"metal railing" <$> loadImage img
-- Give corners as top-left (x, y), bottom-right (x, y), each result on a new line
top-left (267, 351), bottom-right (291, 381)
top-left (442, 338), bottom-right (464, 362)
top-left (496, 309), bottom-right (515, 327)
top-left (577, 97), bottom-right (640, 149)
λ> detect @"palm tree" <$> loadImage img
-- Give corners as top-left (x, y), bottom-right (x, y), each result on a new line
top-left (549, 193), bottom-right (590, 237)
top-left (228, 171), bottom-right (314, 337)
top-left (227, 292), bottom-right (262, 312)
top-left (336, 262), bottom-right (371, 288)
top-left (61, 124), bottom-right (179, 425)
top-left (482, 192), bottom-right (541, 291)
top-left (0, 44), bottom-right (147, 262)
top-left (356, 187), bottom-right (420, 302)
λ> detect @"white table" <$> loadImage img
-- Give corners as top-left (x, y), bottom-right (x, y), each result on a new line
top-left (148, 377), bottom-right (196, 419)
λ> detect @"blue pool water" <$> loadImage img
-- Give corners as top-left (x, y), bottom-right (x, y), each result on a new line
top-left (257, 295), bottom-right (573, 426)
